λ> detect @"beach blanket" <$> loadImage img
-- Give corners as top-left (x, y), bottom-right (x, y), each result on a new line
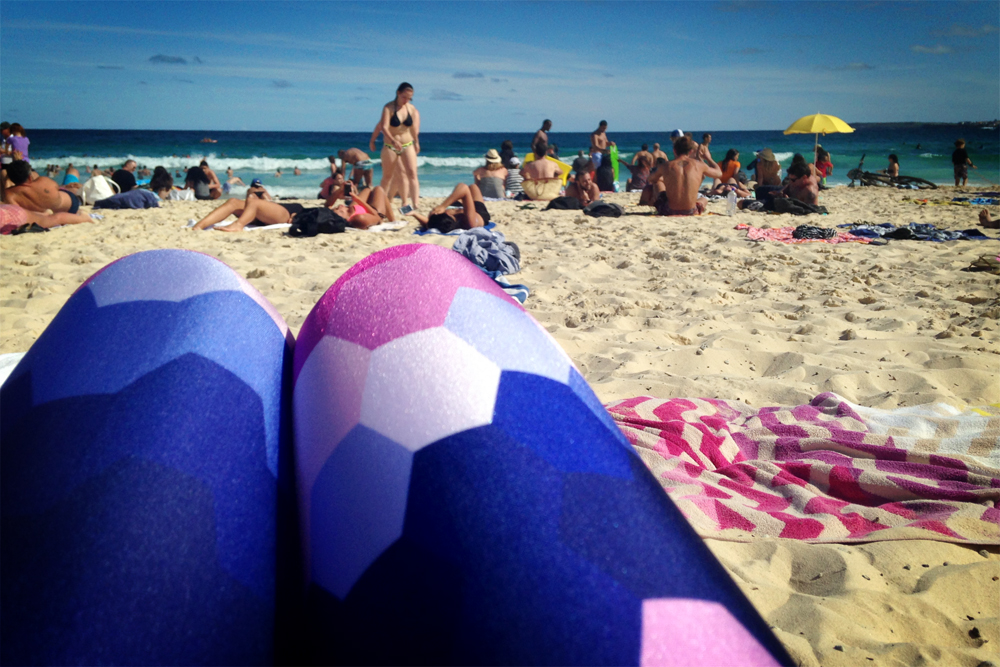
top-left (413, 221), bottom-right (496, 236)
top-left (838, 222), bottom-right (994, 242)
top-left (609, 392), bottom-right (999, 544)
top-left (736, 223), bottom-right (872, 245)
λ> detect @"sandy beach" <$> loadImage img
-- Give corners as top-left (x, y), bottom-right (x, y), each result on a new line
top-left (2, 185), bottom-right (998, 665)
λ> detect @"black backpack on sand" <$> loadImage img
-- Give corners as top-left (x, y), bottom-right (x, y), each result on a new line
top-left (289, 208), bottom-right (347, 237)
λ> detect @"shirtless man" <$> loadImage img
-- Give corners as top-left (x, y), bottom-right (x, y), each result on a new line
top-left (61, 163), bottom-right (83, 194)
top-left (632, 144), bottom-right (652, 166)
top-left (520, 142), bottom-right (564, 201)
top-left (778, 162), bottom-right (819, 206)
top-left (338, 147), bottom-right (374, 188)
top-left (645, 137), bottom-right (722, 216)
top-left (651, 143), bottom-right (669, 163)
top-left (532, 120), bottom-right (552, 155)
top-left (566, 159), bottom-right (600, 206)
top-left (3, 160), bottom-right (84, 214)
top-left (590, 121), bottom-right (612, 167)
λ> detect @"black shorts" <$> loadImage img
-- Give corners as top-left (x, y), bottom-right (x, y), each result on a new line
top-left (474, 200), bottom-right (490, 224)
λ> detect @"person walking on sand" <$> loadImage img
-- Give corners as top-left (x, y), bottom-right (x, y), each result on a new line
top-left (376, 82), bottom-right (421, 210)
top-left (533, 120), bottom-right (552, 156)
top-left (651, 143), bottom-right (669, 163)
top-left (952, 139), bottom-right (977, 187)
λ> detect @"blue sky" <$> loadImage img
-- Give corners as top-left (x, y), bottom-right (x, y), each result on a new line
top-left (2, 1), bottom-right (998, 132)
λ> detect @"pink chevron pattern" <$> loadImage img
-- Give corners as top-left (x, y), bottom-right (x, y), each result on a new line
top-left (608, 392), bottom-right (1000, 543)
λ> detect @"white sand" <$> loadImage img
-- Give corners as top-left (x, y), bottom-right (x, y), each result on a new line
top-left (2, 186), bottom-right (998, 664)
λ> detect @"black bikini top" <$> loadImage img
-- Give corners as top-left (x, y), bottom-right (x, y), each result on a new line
top-left (390, 104), bottom-right (413, 127)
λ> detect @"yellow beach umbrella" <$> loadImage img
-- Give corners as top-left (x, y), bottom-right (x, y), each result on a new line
top-left (784, 113), bottom-right (855, 162)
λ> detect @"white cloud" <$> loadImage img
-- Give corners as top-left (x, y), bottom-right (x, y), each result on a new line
top-left (910, 44), bottom-right (952, 54)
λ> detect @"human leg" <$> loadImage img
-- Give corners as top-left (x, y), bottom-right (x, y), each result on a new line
top-left (292, 243), bottom-right (791, 666)
top-left (24, 209), bottom-right (95, 228)
top-left (379, 146), bottom-right (398, 192)
top-left (193, 197), bottom-right (244, 230)
top-left (0, 249), bottom-right (295, 665)
top-left (399, 144), bottom-right (420, 209)
top-left (217, 198), bottom-right (293, 232)
top-left (362, 185), bottom-right (395, 221)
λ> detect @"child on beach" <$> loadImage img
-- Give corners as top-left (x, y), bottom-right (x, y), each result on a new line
top-left (952, 139), bottom-right (977, 186)
top-left (815, 149), bottom-right (834, 186)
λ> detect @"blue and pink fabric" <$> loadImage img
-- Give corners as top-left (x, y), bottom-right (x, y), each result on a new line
top-left (1, 245), bottom-right (791, 666)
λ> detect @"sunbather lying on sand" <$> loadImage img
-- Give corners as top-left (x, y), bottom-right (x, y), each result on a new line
top-left (406, 182), bottom-right (489, 232)
top-left (192, 192), bottom-right (307, 231)
top-left (0, 203), bottom-right (95, 234)
top-left (327, 183), bottom-right (395, 230)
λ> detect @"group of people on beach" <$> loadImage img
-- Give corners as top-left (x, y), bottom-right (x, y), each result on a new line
top-left (2, 92), bottom-right (994, 235)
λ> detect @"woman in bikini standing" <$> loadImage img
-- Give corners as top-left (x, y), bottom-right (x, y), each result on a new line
top-left (374, 82), bottom-right (420, 211)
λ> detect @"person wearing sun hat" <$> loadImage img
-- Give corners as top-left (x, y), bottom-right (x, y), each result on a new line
top-left (473, 148), bottom-right (509, 199)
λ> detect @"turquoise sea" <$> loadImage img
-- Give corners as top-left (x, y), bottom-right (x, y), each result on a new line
top-left (23, 125), bottom-right (1000, 200)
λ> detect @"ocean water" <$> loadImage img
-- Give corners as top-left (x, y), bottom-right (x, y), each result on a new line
top-left (23, 126), bottom-right (1000, 200)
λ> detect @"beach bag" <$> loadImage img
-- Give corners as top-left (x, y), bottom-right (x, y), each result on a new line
top-left (544, 196), bottom-right (583, 211)
top-left (79, 175), bottom-right (120, 206)
top-left (583, 201), bottom-right (625, 218)
top-left (288, 208), bottom-right (346, 237)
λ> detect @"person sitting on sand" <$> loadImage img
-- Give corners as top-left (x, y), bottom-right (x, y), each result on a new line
top-left (713, 149), bottom-right (741, 187)
top-left (185, 166), bottom-right (213, 200)
top-left (566, 158), bottom-right (600, 206)
top-left (319, 159), bottom-right (344, 200)
top-left (645, 136), bottom-right (722, 216)
top-left (200, 160), bottom-right (223, 199)
top-left (473, 150), bottom-right (508, 199)
top-left (248, 178), bottom-right (273, 201)
top-left (338, 148), bottom-right (374, 188)
top-left (3, 160), bottom-right (84, 214)
top-left (785, 153), bottom-right (818, 182)
top-left (620, 154), bottom-right (651, 193)
top-left (505, 156), bottom-right (524, 198)
top-left (149, 167), bottom-right (174, 199)
top-left (326, 182), bottom-right (395, 230)
top-left (815, 149), bottom-right (834, 186)
top-left (406, 182), bottom-right (490, 232)
top-left (111, 160), bottom-right (139, 193)
top-left (520, 142), bottom-right (564, 201)
top-left (499, 140), bottom-right (518, 169)
top-left (778, 162), bottom-right (820, 206)
top-left (61, 163), bottom-right (82, 194)
top-left (952, 139), bottom-right (976, 187)
top-left (881, 153), bottom-right (899, 179)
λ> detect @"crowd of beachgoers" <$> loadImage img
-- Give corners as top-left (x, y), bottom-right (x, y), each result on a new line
top-left (1, 83), bottom-right (994, 236)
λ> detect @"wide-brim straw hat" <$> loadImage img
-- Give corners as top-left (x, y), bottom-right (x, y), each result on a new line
top-left (757, 148), bottom-right (777, 162)
top-left (485, 149), bottom-right (502, 164)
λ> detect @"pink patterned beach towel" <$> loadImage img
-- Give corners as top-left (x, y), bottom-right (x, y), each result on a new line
top-left (608, 393), bottom-right (999, 543)
top-left (736, 222), bottom-right (872, 244)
